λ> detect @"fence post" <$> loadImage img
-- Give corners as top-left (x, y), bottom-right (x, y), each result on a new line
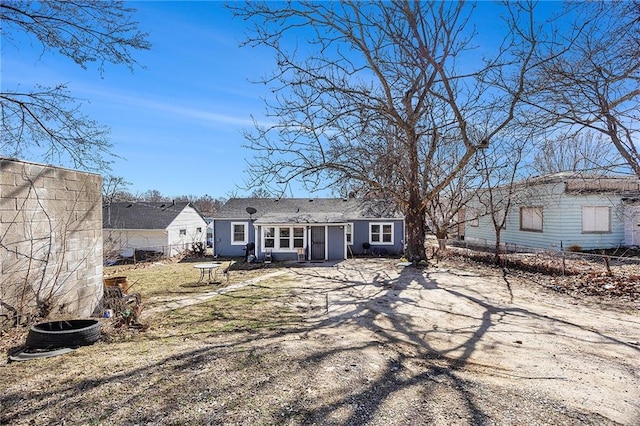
top-left (604, 256), bottom-right (612, 276)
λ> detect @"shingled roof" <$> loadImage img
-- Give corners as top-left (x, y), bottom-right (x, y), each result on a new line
top-left (103, 201), bottom-right (195, 230)
top-left (213, 198), bottom-right (403, 223)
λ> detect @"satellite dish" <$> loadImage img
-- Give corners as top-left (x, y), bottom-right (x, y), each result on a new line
top-left (246, 207), bottom-right (257, 215)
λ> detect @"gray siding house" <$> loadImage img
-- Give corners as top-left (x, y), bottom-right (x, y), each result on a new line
top-left (212, 198), bottom-right (405, 261)
top-left (103, 201), bottom-right (207, 258)
top-left (464, 173), bottom-right (640, 251)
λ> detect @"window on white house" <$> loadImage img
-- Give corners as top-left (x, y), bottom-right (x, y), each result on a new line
top-left (520, 206), bottom-right (543, 232)
top-left (262, 226), bottom-right (306, 250)
top-left (231, 222), bottom-right (248, 245)
top-left (196, 227), bottom-right (202, 233)
top-left (582, 206), bottom-right (611, 233)
top-left (467, 208), bottom-right (480, 227)
top-left (370, 223), bottom-right (394, 244)
top-left (179, 229), bottom-right (187, 236)
top-left (345, 223), bottom-right (353, 244)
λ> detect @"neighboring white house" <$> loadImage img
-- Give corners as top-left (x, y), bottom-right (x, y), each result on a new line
top-left (103, 201), bottom-right (207, 258)
top-left (464, 173), bottom-right (640, 251)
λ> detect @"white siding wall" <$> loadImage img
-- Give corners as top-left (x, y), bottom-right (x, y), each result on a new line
top-left (104, 229), bottom-right (168, 255)
top-left (624, 202), bottom-right (640, 246)
top-left (166, 205), bottom-right (207, 256)
top-left (466, 181), bottom-right (628, 251)
top-left (557, 194), bottom-right (626, 250)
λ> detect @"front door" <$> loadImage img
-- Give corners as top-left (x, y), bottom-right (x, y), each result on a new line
top-left (311, 226), bottom-right (325, 260)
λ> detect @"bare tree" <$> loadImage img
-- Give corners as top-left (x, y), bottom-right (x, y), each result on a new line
top-left (102, 175), bottom-right (133, 204)
top-left (250, 188), bottom-right (274, 199)
top-left (138, 189), bottom-right (167, 203)
top-left (474, 133), bottom-right (531, 262)
top-left (0, 1), bottom-right (151, 171)
top-left (425, 143), bottom-right (482, 253)
top-left (232, 1), bottom-right (549, 262)
top-left (532, 1), bottom-right (640, 177)
top-left (174, 194), bottom-right (224, 217)
top-left (532, 131), bottom-right (626, 176)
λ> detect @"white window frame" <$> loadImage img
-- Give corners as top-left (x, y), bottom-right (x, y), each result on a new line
top-left (467, 208), bottom-right (480, 227)
top-left (279, 227), bottom-right (291, 249)
top-left (345, 223), bottom-right (353, 245)
top-left (231, 222), bottom-right (248, 245)
top-left (292, 227), bottom-right (305, 248)
top-left (261, 225), bottom-right (306, 251)
top-left (582, 206), bottom-right (611, 233)
top-left (520, 206), bottom-right (543, 232)
top-left (369, 222), bottom-right (394, 245)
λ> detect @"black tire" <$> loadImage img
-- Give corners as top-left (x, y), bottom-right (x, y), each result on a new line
top-left (25, 319), bottom-right (101, 349)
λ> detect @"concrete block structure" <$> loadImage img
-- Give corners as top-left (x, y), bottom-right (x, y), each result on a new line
top-left (0, 158), bottom-right (103, 325)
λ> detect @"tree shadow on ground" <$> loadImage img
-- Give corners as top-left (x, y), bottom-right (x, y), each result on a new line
top-left (2, 260), bottom-right (637, 425)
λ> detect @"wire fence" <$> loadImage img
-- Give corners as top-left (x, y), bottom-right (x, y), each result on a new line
top-left (434, 238), bottom-right (640, 277)
top-left (104, 242), bottom-right (206, 266)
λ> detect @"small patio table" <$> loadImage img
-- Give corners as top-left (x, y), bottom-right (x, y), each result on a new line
top-left (193, 263), bottom-right (221, 283)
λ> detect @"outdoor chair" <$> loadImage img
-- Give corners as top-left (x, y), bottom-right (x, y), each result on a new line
top-left (296, 247), bottom-right (306, 261)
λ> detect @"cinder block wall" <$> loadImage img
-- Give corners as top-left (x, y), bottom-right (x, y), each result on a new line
top-left (0, 158), bottom-right (103, 323)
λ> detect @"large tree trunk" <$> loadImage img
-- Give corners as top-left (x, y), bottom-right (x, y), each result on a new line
top-left (404, 194), bottom-right (427, 263)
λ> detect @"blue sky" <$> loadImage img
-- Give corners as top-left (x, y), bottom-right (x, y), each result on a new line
top-left (2, 1), bottom-right (574, 199)
top-left (3, 1), bottom-right (277, 199)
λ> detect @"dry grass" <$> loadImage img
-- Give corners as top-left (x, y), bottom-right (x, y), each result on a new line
top-left (103, 258), bottom-right (280, 311)
top-left (147, 281), bottom-right (304, 337)
top-left (104, 258), bottom-right (305, 337)
top-left (2, 259), bottom-right (308, 424)
top-left (1, 258), bottom-right (294, 355)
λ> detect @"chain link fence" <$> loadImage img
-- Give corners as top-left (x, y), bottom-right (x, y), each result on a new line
top-left (104, 242), bottom-right (206, 266)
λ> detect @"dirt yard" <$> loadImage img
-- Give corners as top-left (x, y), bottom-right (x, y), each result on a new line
top-left (1, 258), bottom-right (639, 425)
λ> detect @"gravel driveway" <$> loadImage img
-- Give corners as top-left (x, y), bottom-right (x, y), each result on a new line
top-left (267, 258), bottom-right (640, 425)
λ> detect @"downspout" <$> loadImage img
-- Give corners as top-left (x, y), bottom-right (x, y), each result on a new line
top-left (343, 224), bottom-right (347, 260)
top-left (254, 223), bottom-right (259, 257)
top-left (211, 219), bottom-right (215, 257)
top-left (325, 226), bottom-right (329, 260)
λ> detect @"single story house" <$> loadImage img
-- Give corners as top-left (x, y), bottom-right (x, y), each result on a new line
top-left (211, 198), bottom-right (405, 261)
top-left (103, 201), bottom-right (207, 258)
top-left (464, 173), bottom-right (640, 251)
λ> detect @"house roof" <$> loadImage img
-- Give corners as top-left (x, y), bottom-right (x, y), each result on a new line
top-left (522, 173), bottom-right (640, 194)
top-left (103, 201), bottom-right (197, 230)
top-left (213, 198), bottom-right (403, 223)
